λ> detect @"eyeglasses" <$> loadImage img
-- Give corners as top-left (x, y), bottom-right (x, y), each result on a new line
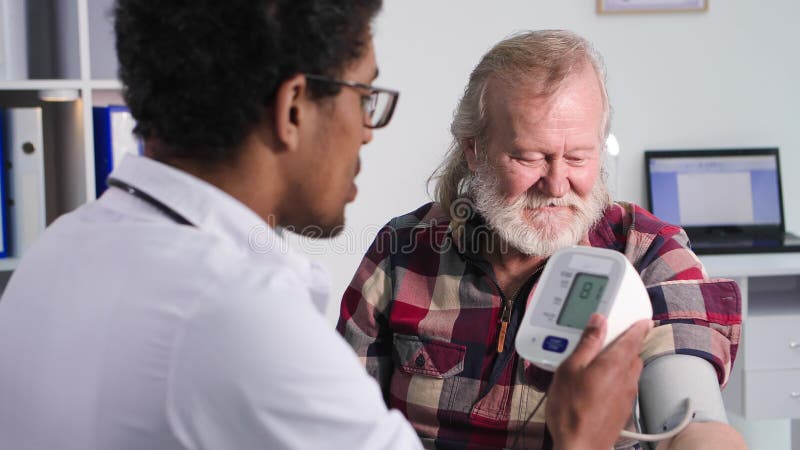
top-left (304, 74), bottom-right (399, 129)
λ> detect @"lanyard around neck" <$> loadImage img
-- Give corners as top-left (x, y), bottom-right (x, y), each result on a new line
top-left (107, 177), bottom-right (194, 226)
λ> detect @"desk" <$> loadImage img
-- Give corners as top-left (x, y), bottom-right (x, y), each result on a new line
top-left (700, 253), bottom-right (800, 449)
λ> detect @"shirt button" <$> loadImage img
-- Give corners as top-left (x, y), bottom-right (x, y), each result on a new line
top-left (415, 354), bottom-right (426, 367)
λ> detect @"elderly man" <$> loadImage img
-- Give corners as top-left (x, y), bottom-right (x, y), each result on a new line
top-left (338, 30), bottom-right (745, 449)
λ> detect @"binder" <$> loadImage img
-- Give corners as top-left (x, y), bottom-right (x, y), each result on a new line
top-left (0, 114), bottom-right (9, 257)
top-left (0, 0), bottom-right (28, 79)
top-left (93, 105), bottom-right (142, 196)
top-left (4, 107), bottom-right (46, 258)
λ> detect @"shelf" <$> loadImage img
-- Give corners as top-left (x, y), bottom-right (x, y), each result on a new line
top-left (749, 291), bottom-right (800, 317)
top-left (88, 80), bottom-right (122, 90)
top-left (748, 275), bottom-right (800, 316)
top-left (0, 80), bottom-right (84, 90)
top-left (0, 0), bottom-right (122, 294)
top-left (699, 253), bottom-right (800, 279)
top-left (749, 301), bottom-right (800, 317)
top-left (0, 80), bottom-right (122, 93)
top-left (0, 258), bottom-right (20, 272)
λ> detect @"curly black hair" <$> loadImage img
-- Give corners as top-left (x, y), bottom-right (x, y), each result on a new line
top-left (114, 0), bottom-right (382, 162)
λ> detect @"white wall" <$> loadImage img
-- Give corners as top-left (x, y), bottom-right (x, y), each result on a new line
top-left (290, 0), bottom-right (800, 323)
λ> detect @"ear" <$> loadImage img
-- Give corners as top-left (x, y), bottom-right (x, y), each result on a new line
top-left (272, 73), bottom-right (310, 151)
top-left (464, 138), bottom-right (479, 171)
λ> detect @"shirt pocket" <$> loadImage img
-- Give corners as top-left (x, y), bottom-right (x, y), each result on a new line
top-left (393, 333), bottom-right (465, 379)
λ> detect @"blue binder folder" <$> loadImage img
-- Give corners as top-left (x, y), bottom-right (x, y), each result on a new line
top-left (0, 115), bottom-right (9, 258)
top-left (93, 105), bottom-right (142, 196)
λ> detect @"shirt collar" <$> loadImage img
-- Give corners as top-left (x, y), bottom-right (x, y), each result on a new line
top-left (446, 206), bottom-right (499, 279)
top-left (112, 154), bottom-right (265, 246)
top-left (587, 202), bottom-right (627, 252)
top-left (448, 208), bottom-right (489, 263)
top-left (109, 154), bottom-right (331, 312)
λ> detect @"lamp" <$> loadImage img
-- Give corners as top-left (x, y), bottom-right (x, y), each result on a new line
top-left (605, 133), bottom-right (620, 198)
top-left (37, 88), bottom-right (80, 102)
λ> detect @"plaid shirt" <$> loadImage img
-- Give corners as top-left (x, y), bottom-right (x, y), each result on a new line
top-left (337, 201), bottom-right (741, 450)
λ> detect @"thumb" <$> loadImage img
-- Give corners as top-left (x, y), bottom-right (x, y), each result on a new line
top-left (603, 318), bottom-right (653, 356)
top-left (565, 313), bottom-right (608, 367)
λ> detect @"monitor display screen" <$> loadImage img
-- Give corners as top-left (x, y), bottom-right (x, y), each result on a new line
top-left (647, 151), bottom-right (782, 228)
top-left (557, 273), bottom-right (608, 329)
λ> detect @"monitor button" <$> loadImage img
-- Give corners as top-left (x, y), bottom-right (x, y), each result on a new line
top-left (542, 336), bottom-right (568, 353)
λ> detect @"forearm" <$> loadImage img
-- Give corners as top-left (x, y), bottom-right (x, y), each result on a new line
top-left (655, 422), bottom-right (747, 450)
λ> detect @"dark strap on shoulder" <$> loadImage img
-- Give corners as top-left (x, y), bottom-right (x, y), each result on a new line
top-left (107, 177), bottom-right (194, 226)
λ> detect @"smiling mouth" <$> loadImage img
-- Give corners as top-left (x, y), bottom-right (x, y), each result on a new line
top-left (524, 204), bottom-right (576, 220)
top-left (529, 203), bottom-right (569, 210)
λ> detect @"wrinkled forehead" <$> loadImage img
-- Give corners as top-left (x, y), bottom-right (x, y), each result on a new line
top-left (483, 65), bottom-right (607, 142)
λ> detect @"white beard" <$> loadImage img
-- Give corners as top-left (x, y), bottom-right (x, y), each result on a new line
top-left (471, 162), bottom-right (611, 257)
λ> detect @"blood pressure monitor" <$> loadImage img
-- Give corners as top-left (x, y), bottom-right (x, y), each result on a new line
top-left (515, 246), bottom-right (652, 371)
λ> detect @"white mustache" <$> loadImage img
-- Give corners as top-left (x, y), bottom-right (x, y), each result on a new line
top-left (523, 192), bottom-right (583, 210)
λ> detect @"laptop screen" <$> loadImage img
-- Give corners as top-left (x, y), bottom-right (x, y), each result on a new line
top-left (645, 148), bottom-right (785, 233)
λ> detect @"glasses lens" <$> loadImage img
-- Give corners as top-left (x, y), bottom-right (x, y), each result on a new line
top-left (367, 90), bottom-right (397, 128)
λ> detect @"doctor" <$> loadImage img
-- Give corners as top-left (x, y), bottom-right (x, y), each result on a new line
top-left (0, 1), bottom-right (657, 449)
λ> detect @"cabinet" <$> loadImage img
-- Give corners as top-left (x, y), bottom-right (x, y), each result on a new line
top-left (0, 0), bottom-right (120, 275)
top-left (700, 253), bottom-right (800, 448)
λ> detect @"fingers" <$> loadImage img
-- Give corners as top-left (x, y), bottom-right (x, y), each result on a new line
top-left (546, 315), bottom-right (648, 450)
top-left (623, 318), bottom-right (654, 341)
top-left (546, 318), bottom-right (654, 450)
top-left (590, 319), bottom-right (653, 382)
top-left (563, 313), bottom-right (608, 368)
top-left (602, 318), bottom-right (653, 358)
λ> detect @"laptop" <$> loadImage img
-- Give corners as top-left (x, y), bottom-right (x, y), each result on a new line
top-left (644, 148), bottom-right (800, 255)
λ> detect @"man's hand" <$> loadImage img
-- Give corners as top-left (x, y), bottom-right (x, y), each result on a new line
top-left (546, 314), bottom-right (653, 450)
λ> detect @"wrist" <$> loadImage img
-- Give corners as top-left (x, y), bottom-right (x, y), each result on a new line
top-left (552, 437), bottom-right (600, 450)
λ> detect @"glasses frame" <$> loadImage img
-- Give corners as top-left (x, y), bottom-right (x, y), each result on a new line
top-left (304, 73), bottom-right (399, 129)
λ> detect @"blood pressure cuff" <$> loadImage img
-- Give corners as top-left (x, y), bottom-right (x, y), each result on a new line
top-left (638, 354), bottom-right (729, 436)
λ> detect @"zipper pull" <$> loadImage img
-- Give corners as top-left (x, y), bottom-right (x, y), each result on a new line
top-left (497, 321), bottom-right (509, 352)
top-left (497, 302), bottom-right (512, 352)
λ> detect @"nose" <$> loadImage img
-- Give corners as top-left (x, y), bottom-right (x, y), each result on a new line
top-left (362, 125), bottom-right (374, 145)
top-left (537, 159), bottom-right (569, 198)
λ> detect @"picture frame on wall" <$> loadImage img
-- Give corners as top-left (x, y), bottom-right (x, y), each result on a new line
top-left (597, 0), bottom-right (708, 14)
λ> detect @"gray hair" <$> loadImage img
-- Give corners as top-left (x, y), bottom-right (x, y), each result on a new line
top-left (430, 30), bottom-right (611, 215)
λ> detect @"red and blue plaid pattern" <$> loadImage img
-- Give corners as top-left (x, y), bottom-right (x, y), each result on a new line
top-left (337, 202), bottom-right (741, 450)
